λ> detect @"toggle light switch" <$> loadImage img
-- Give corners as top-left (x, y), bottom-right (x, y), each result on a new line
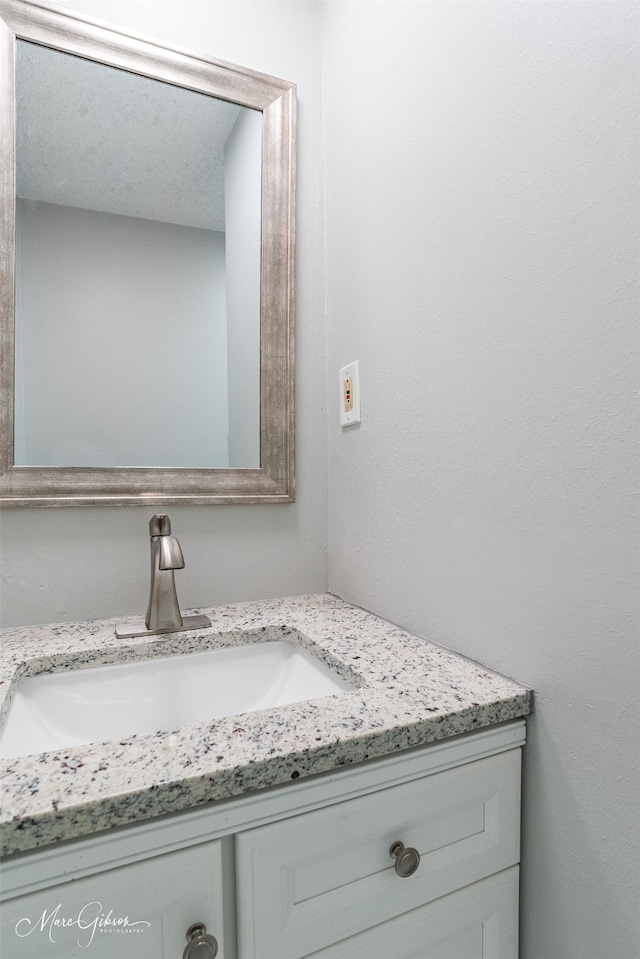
top-left (339, 361), bottom-right (361, 427)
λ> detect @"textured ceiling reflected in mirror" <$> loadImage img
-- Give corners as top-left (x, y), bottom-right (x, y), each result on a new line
top-left (17, 40), bottom-right (242, 230)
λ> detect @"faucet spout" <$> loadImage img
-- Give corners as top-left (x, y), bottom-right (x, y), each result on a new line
top-left (158, 532), bottom-right (185, 571)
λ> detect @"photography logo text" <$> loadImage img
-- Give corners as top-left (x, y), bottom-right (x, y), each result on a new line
top-left (15, 901), bottom-right (151, 948)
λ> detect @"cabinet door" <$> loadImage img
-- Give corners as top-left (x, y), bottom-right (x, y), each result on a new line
top-left (307, 867), bottom-right (519, 959)
top-left (237, 749), bottom-right (520, 959)
top-left (1, 840), bottom-right (225, 959)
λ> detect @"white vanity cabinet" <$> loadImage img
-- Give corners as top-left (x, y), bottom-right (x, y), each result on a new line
top-left (0, 722), bottom-right (525, 959)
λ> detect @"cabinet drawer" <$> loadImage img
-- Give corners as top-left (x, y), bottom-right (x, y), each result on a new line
top-left (1, 839), bottom-right (226, 959)
top-left (236, 748), bottom-right (521, 959)
top-left (308, 866), bottom-right (519, 959)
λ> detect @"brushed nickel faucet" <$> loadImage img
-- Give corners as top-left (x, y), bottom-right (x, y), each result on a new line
top-left (115, 514), bottom-right (211, 639)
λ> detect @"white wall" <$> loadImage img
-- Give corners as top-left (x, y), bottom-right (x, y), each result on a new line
top-left (225, 107), bottom-right (262, 467)
top-left (16, 199), bottom-right (230, 468)
top-left (322, 3), bottom-right (639, 959)
top-left (0, 0), bottom-right (327, 627)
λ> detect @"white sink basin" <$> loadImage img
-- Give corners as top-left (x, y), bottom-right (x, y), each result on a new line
top-left (0, 640), bottom-right (354, 759)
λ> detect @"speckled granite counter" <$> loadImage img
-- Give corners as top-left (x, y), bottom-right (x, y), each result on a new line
top-left (0, 594), bottom-right (531, 857)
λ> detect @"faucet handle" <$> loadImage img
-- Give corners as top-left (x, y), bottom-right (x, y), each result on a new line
top-left (149, 514), bottom-right (172, 536)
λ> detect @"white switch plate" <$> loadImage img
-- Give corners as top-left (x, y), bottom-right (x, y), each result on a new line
top-left (339, 361), bottom-right (361, 427)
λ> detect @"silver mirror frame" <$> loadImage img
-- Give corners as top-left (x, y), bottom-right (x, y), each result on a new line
top-left (0, 0), bottom-right (295, 507)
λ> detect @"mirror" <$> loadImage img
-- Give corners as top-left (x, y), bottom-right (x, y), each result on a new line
top-left (0, 0), bottom-right (296, 506)
top-left (15, 40), bottom-right (263, 470)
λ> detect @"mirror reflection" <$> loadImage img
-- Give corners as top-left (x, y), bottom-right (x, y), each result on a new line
top-left (15, 40), bottom-right (262, 469)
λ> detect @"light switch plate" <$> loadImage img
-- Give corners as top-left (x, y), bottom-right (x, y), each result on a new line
top-left (339, 361), bottom-right (361, 427)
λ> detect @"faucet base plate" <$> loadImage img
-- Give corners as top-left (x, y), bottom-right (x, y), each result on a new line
top-left (115, 614), bottom-right (212, 640)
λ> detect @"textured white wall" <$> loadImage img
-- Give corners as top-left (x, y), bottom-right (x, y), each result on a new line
top-left (225, 107), bottom-right (262, 468)
top-left (16, 200), bottom-right (230, 468)
top-left (323, 3), bottom-right (639, 958)
top-left (0, 0), bottom-right (327, 627)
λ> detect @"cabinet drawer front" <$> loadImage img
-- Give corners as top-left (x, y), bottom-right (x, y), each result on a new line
top-left (1, 840), bottom-right (225, 959)
top-left (309, 866), bottom-right (519, 959)
top-left (237, 749), bottom-right (521, 959)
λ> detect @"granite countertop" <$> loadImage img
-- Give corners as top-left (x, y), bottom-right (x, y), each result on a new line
top-left (0, 594), bottom-right (531, 857)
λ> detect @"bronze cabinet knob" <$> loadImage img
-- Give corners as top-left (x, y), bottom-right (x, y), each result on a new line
top-left (183, 922), bottom-right (218, 959)
top-left (389, 840), bottom-right (421, 877)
